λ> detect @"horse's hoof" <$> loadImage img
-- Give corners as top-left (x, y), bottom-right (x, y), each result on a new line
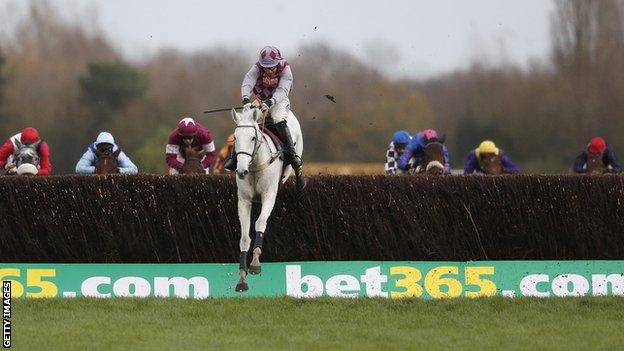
top-left (235, 282), bottom-right (249, 292)
top-left (249, 265), bottom-right (262, 275)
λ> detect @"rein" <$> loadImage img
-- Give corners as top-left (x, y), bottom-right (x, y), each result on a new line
top-left (235, 124), bottom-right (260, 161)
top-left (235, 124), bottom-right (277, 173)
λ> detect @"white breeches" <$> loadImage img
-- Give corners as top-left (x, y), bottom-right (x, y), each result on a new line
top-left (269, 97), bottom-right (290, 123)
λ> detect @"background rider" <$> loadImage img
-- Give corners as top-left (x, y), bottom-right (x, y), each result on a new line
top-left (75, 132), bottom-right (138, 174)
top-left (0, 127), bottom-right (52, 176)
top-left (165, 117), bottom-right (217, 174)
top-left (385, 130), bottom-right (411, 175)
top-left (397, 129), bottom-right (450, 174)
top-left (573, 136), bottom-right (623, 173)
top-left (463, 140), bottom-right (520, 175)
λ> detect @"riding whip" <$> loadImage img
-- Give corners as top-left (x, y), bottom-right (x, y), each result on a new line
top-left (203, 106), bottom-right (244, 114)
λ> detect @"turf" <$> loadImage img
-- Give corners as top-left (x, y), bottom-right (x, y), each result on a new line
top-left (10, 297), bottom-right (624, 351)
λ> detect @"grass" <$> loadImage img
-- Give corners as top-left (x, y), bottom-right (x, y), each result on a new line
top-left (11, 297), bottom-right (624, 351)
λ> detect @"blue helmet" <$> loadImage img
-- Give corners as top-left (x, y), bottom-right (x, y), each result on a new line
top-left (392, 130), bottom-right (411, 145)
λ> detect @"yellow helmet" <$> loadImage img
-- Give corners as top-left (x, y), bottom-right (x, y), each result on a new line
top-left (475, 140), bottom-right (499, 157)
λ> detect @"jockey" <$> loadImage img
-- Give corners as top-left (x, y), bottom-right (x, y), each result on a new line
top-left (0, 127), bottom-right (52, 175)
top-left (75, 132), bottom-right (138, 174)
top-left (464, 140), bottom-right (520, 174)
top-left (385, 130), bottom-right (411, 175)
top-left (165, 117), bottom-right (217, 174)
top-left (397, 129), bottom-right (450, 174)
top-left (225, 46), bottom-right (302, 176)
top-left (213, 134), bottom-right (235, 175)
top-left (573, 136), bottom-right (623, 173)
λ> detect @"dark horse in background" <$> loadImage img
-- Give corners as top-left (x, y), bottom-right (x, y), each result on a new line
top-left (180, 146), bottom-right (207, 174)
top-left (411, 136), bottom-right (447, 175)
top-left (586, 152), bottom-right (609, 174)
top-left (95, 149), bottom-right (121, 174)
top-left (479, 153), bottom-right (503, 175)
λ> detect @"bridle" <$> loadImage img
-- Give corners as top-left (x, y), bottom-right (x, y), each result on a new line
top-left (16, 147), bottom-right (39, 167)
top-left (234, 124), bottom-right (262, 169)
top-left (235, 121), bottom-right (279, 173)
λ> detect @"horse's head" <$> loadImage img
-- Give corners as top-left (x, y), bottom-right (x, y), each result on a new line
top-left (232, 108), bottom-right (263, 180)
top-left (418, 136), bottom-right (446, 175)
top-left (479, 153), bottom-right (503, 175)
top-left (95, 148), bottom-right (121, 175)
top-left (586, 152), bottom-right (606, 174)
top-left (14, 140), bottom-right (40, 175)
top-left (180, 146), bottom-right (207, 174)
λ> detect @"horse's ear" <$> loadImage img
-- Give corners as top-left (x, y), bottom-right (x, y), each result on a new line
top-left (94, 149), bottom-right (102, 158)
top-left (253, 108), bottom-right (263, 122)
top-left (113, 149), bottom-right (121, 157)
top-left (31, 140), bottom-right (41, 149)
top-left (231, 108), bottom-right (240, 123)
top-left (14, 140), bottom-right (23, 150)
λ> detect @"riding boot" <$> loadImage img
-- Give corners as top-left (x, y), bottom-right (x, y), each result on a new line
top-left (274, 121), bottom-right (306, 191)
top-left (223, 146), bottom-right (237, 171)
top-left (274, 121), bottom-right (302, 169)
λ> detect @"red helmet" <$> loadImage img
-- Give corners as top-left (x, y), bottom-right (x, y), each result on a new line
top-left (588, 137), bottom-right (607, 154)
top-left (258, 46), bottom-right (282, 68)
top-left (20, 127), bottom-right (40, 144)
top-left (177, 117), bottom-right (199, 137)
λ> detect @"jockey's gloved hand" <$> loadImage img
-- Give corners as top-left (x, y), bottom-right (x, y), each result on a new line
top-left (242, 96), bottom-right (252, 111)
top-left (261, 98), bottom-right (275, 113)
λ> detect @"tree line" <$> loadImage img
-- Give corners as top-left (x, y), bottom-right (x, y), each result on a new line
top-left (0, 0), bottom-right (622, 173)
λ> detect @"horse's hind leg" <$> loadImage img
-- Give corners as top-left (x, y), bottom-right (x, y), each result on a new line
top-left (236, 198), bottom-right (252, 292)
top-left (249, 191), bottom-right (278, 275)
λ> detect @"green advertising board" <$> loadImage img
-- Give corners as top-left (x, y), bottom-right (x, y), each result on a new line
top-left (1, 261), bottom-right (623, 299)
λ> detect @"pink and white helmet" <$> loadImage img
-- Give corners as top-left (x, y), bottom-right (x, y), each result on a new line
top-left (258, 46), bottom-right (282, 68)
top-left (177, 117), bottom-right (198, 137)
top-left (422, 129), bottom-right (438, 140)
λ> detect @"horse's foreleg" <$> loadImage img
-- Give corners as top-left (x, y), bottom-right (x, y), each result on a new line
top-left (236, 197), bottom-right (252, 292)
top-left (249, 191), bottom-right (278, 275)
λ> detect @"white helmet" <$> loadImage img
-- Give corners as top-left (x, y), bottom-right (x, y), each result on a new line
top-left (258, 46), bottom-right (282, 68)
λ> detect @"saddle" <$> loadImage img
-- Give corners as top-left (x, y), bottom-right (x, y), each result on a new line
top-left (259, 122), bottom-right (283, 150)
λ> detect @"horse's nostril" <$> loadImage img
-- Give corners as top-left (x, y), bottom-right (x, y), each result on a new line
top-left (237, 170), bottom-right (249, 179)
